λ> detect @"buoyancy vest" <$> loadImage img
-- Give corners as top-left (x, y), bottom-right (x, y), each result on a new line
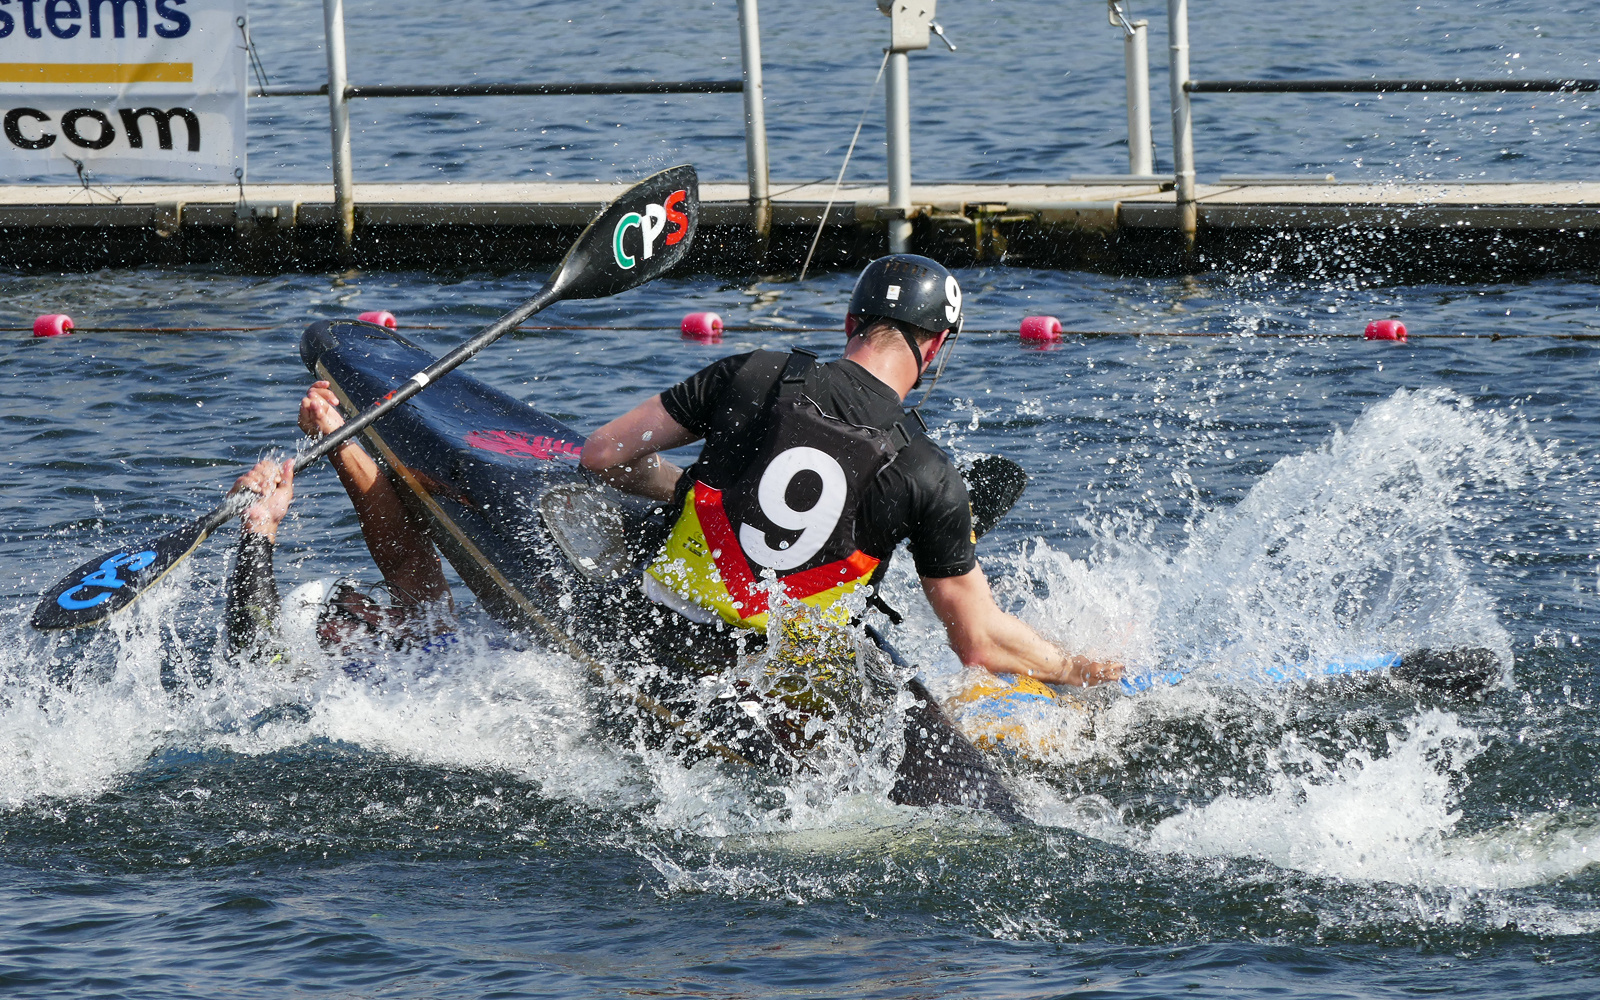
top-left (646, 350), bottom-right (913, 631)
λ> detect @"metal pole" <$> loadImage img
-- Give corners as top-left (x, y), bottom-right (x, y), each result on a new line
top-left (736, 0), bottom-right (771, 250)
top-left (322, 0), bottom-right (355, 255)
top-left (1167, 0), bottom-right (1196, 252)
top-left (1125, 19), bottom-right (1153, 175)
top-left (884, 49), bottom-right (912, 254)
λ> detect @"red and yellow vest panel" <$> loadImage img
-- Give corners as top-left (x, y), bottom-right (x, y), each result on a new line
top-left (647, 482), bottom-right (879, 631)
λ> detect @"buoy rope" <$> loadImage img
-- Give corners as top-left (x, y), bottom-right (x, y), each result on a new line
top-left (11, 324), bottom-right (1597, 339)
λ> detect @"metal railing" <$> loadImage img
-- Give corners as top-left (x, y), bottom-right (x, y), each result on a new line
top-left (234, 1), bottom-right (1596, 265)
top-left (1109, 1), bottom-right (1154, 176)
top-left (256, 0), bottom-right (768, 255)
top-left (1188, 79), bottom-right (1600, 94)
top-left (259, 82), bottom-right (745, 98)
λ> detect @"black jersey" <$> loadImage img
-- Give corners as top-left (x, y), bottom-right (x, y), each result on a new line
top-left (660, 350), bottom-right (976, 579)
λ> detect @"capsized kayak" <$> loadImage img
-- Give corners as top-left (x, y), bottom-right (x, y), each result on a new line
top-left (300, 319), bottom-right (1022, 819)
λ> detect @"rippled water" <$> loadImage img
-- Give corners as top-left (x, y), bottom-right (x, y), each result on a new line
top-left (6, 0), bottom-right (1600, 996)
top-left (4, 264), bottom-right (1599, 995)
top-left (229, 0), bottom-right (1600, 185)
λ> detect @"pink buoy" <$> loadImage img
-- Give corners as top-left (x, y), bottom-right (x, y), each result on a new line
top-left (358, 310), bottom-right (397, 329)
top-left (680, 312), bottom-right (723, 341)
top-left (32, 314), bottom-right (73, 338)
top-left (1364, 319), bottom-right (1407, 342)
top-left (1019, 315), bottom-right (1063, 342)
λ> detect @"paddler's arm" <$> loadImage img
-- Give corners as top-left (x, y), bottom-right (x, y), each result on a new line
top-left (225, 458), bottom-right (293, 659)
top-left (300, 382), bottom-right (450, 609)
top-left (580, 395), bottom-right (700, 502)
top-left (921, 565), bottom-right (1122, 687)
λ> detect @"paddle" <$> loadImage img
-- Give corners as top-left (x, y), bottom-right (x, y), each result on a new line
top-left (963, 455), bottom-right (1028, 539)
top-left (32, 164), bottom-right (701, 630)
top-left (1118, 645), bottom-right (1502, 697)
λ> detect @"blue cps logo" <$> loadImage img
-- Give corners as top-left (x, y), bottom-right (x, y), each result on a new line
top-left (612, 189), bottom-right (689, 270)
top-left (57, 549), bottom-right (157, 609)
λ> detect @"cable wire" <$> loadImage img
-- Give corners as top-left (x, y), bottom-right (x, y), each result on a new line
top-left (798, 51), bottom-right (890, 283)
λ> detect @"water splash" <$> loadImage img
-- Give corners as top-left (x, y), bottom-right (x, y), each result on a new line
top-left (0, 385), bottom-right (1582, 910)
top-left (993, 387), bottom-right (1532, 681)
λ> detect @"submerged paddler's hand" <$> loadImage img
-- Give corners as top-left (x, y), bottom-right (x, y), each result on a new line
top-left (1054, 652), bottom-right (1123, 688)
top-left (230, 458), bottom-right (295, 543)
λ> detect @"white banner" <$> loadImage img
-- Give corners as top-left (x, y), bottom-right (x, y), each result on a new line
top-left (0, 0), bottom-right (246, 182)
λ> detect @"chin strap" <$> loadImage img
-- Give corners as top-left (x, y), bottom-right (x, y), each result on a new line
top-left (847, 317), bottom-right (960, 402)
top-left (898, 325), bottom-right (930, 388)
top-left (911, 321), bottom-right (961, 415)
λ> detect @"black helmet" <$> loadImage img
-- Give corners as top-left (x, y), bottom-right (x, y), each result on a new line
top-left (846, 254), bottom-right (964, 339)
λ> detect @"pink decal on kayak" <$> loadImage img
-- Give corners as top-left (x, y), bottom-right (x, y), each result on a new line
top-left (465, 429), bottom-right (582, 461)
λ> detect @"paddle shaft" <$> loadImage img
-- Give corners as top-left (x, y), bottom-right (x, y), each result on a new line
top-left (162, 288), bottom-right (569, 558)
top-left (293, 284), bottom-right (562, 475)
top-left (192, 289), bottom-right (565, 534)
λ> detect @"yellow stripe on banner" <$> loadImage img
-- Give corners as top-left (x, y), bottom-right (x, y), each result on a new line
top-left (0, 63), bottom-right (194, 84)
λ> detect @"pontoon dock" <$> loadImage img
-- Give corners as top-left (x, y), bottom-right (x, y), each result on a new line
top-left (5, 179), bottom-right (1598, 276)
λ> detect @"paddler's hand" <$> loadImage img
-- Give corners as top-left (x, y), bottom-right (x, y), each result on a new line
top-left (1054, 653), bottom-right (1123, 688)
top-left (230, 458), bottom-right (295, 543)
top-left (299, 381), bottom-right (347, 438)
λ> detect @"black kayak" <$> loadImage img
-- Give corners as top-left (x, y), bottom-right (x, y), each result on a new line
top-left (301, 319), bottom-right (1023, 820)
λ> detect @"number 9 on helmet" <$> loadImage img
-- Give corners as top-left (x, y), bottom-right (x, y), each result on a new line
top-left (846, 254), bottom-right (965, 406)
top-left (846, 254), bottom-right (964, 339)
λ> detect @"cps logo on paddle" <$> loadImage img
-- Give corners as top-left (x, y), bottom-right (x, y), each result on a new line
top-left (57, 549), bottom-right (157, 610)
top-left (612, 189), bottom-right (689, 270)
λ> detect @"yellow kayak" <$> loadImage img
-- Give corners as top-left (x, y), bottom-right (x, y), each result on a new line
top-left (943, 671), bottom-right (1089, 762)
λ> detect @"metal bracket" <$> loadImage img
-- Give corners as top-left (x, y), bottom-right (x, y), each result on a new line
top-left (233, 201), bottom-right (299, 229)
top-left (877, 0), bottom-right (936, 52)
top-left (873, 204), bottom-right (927, 220)
top-left (152, 202), bottom-right (182, 238)
top-left (1108, 0), bottom-right (1139, 38)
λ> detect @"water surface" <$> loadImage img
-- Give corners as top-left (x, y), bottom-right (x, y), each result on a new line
top-left (5, 1), bottom-right (1600, 996)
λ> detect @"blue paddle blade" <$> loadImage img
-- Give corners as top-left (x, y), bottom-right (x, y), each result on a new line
top-left (1119, 647), bottom-right (1502, 697)
top-left (31, 516), bottom-right (214, 630)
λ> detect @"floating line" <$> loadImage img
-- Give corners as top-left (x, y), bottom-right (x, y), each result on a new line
top-left (12, 325), bottom-right (1600, 339)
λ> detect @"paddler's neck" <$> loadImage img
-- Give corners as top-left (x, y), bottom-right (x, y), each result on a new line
top-left (840, 328), bottom-right (943, 401)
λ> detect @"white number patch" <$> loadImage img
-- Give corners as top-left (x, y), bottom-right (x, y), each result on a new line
top-left (944, 274), bottom-right (962, 324)
top-left (738, 446), bottom-right (847, 570)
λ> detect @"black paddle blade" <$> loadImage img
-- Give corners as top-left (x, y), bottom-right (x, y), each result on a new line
top-left (1394, 647), bottom-right (1504, 697)
top-left (31, 516), bottom-right (212, 630)
top-left (891, 677), bottom-right (1024, 822)
top-left (548, 164), bottom-right (699, 300)
top-left (964, 455), bottom-right (1028, 538)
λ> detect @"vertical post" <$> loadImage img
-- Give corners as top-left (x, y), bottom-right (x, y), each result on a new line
top-left (1125, 20), bottom-right (1153, 176)
top-left (736, 0), bottom-right (771, 252)
top-left (882, 0), bottom-right (935, 256)
top-left (884, 49), bottom-right (913, 254)
top-left (1167, 0), bottom-right (1197, 252)
top-left (322, 0), bottom-right (355, 256)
